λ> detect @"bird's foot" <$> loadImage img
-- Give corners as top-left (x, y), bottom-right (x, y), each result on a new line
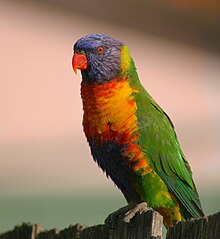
top-left (105, 202), bottom-right (150, 228)
top-left (105, 203), bottom-right (135, 228)
top-left (123, 202), bottom-right (149, 223)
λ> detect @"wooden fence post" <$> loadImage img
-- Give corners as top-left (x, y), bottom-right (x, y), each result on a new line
top-left (0, 209), bottom-right (163, 239)
top-left (0, 224), bottom-right (42, 239)
top-left (1, 210), bottom-right (220, 239)
top-left (166, 212), bottom-right (220, 239)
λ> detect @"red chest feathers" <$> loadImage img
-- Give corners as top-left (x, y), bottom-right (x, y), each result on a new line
top-left (81, 79), bottom-right (139, 142)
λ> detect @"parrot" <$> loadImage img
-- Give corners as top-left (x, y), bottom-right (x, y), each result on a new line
top-left (72, 33), bottom-right (204, 228)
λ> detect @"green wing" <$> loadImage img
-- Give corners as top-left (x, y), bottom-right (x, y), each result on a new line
top-left (128, 59), bottom-right (204, 218)
top-left (137, 88), bottom-right (204, 218)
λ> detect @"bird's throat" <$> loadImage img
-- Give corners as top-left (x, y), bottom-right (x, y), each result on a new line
top-left (81, 78), bottom-right (138, 141)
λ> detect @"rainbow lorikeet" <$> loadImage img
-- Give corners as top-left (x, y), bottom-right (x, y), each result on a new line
top-left (72, 34), bottom-right (204, 228)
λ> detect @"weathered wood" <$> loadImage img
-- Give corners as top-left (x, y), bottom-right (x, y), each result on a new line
top-left (1, 211), bottom-right (220, 239)
top-left (0, 224), bottom-right (42, 239)
top-left (0, 209), bottom-right (163, 239)
top-left (166, 212), bottom-right (220, 239)
top-left (80, 210), bottom-right (162, 239)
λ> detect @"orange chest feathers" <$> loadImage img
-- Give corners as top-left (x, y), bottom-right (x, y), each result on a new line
top-left (81, 79), bottom-right (139, 142)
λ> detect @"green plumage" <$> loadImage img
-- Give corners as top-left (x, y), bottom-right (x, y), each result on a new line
top-left (73, 33), bottom-right (204, 228)
top-left (127, 58), bottom-right (204, 221)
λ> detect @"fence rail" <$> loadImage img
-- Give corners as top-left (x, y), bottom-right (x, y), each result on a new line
top-left (0, 209), bottom-right (219, 239)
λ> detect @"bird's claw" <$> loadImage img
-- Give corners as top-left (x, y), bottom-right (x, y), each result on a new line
top-left (123, 202), bottom-right (150, 223)
top-left (105, 202), bottom-right (150, 228)
top-left (105, 203), bottom-right (135, 228)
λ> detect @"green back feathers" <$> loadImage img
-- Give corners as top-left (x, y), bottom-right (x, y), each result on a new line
top-left (126, 57), bottom-right (204, 218)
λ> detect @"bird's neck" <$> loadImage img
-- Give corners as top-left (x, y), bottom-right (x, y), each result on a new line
top-left (81, 78), bottom-right (139, 141)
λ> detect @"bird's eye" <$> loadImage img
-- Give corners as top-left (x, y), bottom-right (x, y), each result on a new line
top-left (97, 46), bottom-right (105, 54)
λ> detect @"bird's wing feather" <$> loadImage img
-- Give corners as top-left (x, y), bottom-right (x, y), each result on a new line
top-left (135, 88), bottom-right (204, 218)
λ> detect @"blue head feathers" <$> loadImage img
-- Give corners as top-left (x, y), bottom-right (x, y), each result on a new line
top-left (74, 34), bottom-right (124, 83)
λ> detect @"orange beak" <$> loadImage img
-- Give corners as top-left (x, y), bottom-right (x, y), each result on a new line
top-left (72, 52), bottom-right (88, 74)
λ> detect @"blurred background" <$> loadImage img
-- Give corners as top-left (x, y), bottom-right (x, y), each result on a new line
top-left (1, 0), bottom-right (220, 234)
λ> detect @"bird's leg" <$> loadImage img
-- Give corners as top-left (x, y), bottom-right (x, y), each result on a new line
top-left (123, 202), bottom-right (149, 223)
top-left (105, 201), bottom-right (150, 228)
top-left (105, 202), bottom-right (136, 228)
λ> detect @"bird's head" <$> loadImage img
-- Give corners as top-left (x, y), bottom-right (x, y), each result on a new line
top-left (72, 34), bottom-right (131, 83)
